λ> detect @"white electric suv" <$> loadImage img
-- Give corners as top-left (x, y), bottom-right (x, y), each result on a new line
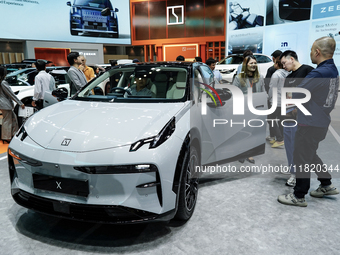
top-left (8, 62), bottom-right (267, 223)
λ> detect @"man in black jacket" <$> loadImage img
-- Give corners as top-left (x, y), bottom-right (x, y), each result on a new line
top-left (278, 36), bottom-right (339, 206)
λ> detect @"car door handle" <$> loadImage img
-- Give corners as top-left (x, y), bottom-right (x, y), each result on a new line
top-left (255, 105), bottom-right (264, 109)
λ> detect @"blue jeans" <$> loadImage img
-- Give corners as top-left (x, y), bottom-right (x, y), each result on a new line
top-left (283, 121), bottom-right (297, 173)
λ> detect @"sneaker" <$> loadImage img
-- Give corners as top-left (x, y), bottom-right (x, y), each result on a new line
top-left (310, 184), bottom-right (340, 198)
top-left (271, 141), bottom-right (284, 148)
top-left (286, 174), bottom-right (296, 187)
top-left (266, 136), bottom-right (275, 141)
top-left (278, 193), bottom-right (307, 207)
top-left (270, 139), bottom-right (276, 144)
top-left (281, 168), bottom-right (291, 175)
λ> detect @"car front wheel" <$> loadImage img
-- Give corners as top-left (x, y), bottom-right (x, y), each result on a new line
top-left (175, 146), bottom-right (199, 221)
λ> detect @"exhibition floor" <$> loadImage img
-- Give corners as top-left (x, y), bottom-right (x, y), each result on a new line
top-left (0, 107), bottom-right (339, 255)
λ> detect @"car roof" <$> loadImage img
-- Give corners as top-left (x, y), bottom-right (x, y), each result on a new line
top-left (111, 61), bottom-right (194, 72)
top-left (128, 61), bottom-right (194, 66)
top-left (21, 59), bottom-right (52, 64)
top-left (226, 53), bottom-right (267, 57)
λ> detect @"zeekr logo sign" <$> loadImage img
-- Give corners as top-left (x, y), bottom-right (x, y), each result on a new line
top-left (313, 1), bottom-right (340, 19)
top-left (201, 84), bottom-right (311, 116)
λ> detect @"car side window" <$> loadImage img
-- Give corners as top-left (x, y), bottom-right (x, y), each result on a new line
top-left (193, 67), bottom-right (204, 103)
top-left (199, 65), bottom-right (215, 88)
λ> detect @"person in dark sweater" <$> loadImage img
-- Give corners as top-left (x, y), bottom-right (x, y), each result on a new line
top-left (278, 36), bottom-right (339, 206)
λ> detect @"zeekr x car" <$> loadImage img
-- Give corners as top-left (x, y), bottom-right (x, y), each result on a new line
top-left (8, 62), bottom-right (267, 223)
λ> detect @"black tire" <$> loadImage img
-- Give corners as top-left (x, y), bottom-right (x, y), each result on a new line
top-left (175, 146), bottom-right (199, 221)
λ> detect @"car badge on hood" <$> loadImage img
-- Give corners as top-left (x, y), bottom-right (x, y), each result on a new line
top-left (61, 139), bottom-right (72, 146)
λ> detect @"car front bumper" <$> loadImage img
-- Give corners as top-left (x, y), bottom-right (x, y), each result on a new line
top-left (8, 132), bottom-right (184, 223)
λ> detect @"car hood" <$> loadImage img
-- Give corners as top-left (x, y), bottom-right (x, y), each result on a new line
top-left (24, 100), bottom-right (186, 152)
top-left (11, 85), bottom-right (33, 94)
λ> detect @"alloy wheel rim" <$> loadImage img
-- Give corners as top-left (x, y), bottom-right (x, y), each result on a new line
top-left (185, 153), bottom-right (199, 211)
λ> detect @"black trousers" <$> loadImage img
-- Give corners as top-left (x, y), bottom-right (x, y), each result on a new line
top-left (35, 99), bottom-right (44, 110)
top-left (293, 125), bottom-right (332, 198)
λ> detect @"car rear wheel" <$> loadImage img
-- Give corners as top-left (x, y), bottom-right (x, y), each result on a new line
top-left (175, 146), bottom-right (199, 221)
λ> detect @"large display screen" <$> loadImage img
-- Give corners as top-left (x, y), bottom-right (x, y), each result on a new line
top-left (0, 0), bottom-right (131, 44)
top-left (226, 0), bottom-right (340, 71)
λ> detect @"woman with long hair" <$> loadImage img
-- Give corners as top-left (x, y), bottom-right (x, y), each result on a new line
top-left (0, 67), bottom-right (25, 143)
top-left (233, 55), bottom-right (266, 164)
top-left (233, 55), bottom-right (265, 94)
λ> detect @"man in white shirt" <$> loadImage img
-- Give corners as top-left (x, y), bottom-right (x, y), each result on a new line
top-left (206, 58), bottom-right (222, 83)
top-left (31, 60), bottom-right (56, 110)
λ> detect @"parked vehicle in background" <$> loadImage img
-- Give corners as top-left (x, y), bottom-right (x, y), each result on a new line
top-left (8, 61), bottom-right (267, 224)
top-left (67, 0), bottom-right (119, 38)
top-left (6, 67), bottom-right (70, 126)
top-left (215, 53), bottom-right (273, 83)
top-left (2, 59), bottom-right (52, 74)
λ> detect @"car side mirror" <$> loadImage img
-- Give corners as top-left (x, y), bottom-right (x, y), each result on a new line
top-left (101, 7), bottom-right (110, 16)
top-left (67, 1), bottom-right (71, 6)
top-left (206, 88), bottom-right (230, 108)
top-left (52, 87), bottom-right (68, 100)
top-left (115, 8), bottom-right (119, 12)
top-left (218, 88), bottom-right (232, 101)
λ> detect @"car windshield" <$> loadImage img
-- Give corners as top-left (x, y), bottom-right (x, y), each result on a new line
top-left (5, 68), bottom-right (35, 86)
top-left (253, 55), bottom-right (271, 63)
top-left (5, 68), bottom-right (34, 77)
top-left (218, 56), bottom-right (243, 65)
top-left (75, 65), bottom-right (188, 103)
top-left (74, 0), bottom-right (112, 9)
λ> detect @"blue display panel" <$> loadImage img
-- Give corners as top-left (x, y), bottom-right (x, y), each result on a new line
top-left (0, 0), bottom-right (131, 44)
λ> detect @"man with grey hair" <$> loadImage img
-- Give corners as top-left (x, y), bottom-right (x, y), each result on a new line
top-left (278, 36), bottom-right (339, 207)
top-left (79, 54), bottom-right (95, 82)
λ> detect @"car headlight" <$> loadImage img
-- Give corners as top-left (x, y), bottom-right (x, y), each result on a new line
top-left (130, 117), bottom-right (176, 152)
top-left (8, 148), bottom-right (42, 167)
